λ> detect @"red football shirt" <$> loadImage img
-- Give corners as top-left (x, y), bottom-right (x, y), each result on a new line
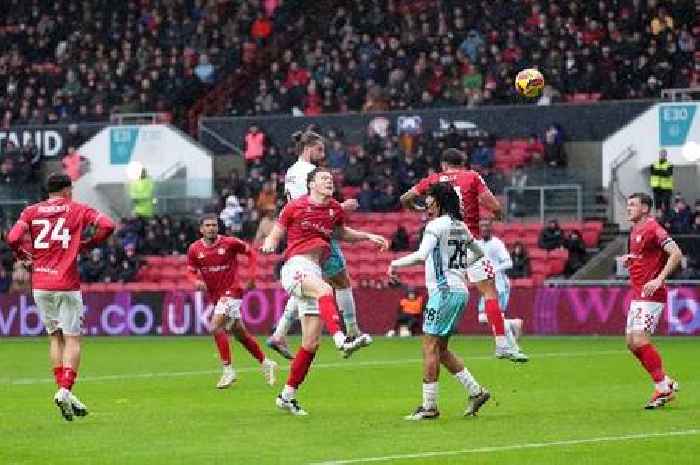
top-left (278, 195), bottom-right (345, 261)
top-left (187, 235), bottom-right (253, 302)
top-left (628, 217), bottom-right (672, 303)
top-left (413, 168), bottom-right (488, 238)
top-left (8, 197), bottom-right (113, 291)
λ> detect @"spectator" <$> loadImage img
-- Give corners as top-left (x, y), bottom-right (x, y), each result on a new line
top-left (509, 166), bottom-right (528, 217)
top-left (141, 229), bottom-right (165, 256)
top-left (357, 181), bottom-right (377, 212)
top-left (667, 196), bottom-right (692, 233)
top-left (344, 154), bottom-right (367, 186)
top-left (470, 139), bottom-right (494, 168)
top-left (563, 230), bottom-right (587, 276)
top-left (390, 225), bottom-right (411, 252)
top-left (649, 149), bottom-right (674, 213)
top-left (538, 219), bottom-right (565, 250)
top-left (251, 11), bottom-right (273, 46)
top-left (220, 195), bottom-right (244, 235)
top-left (80, 249), bottom-right (106, 283)
top-left (372, 183), bottom-right (400, 212)
top-left (507, 242), bottom-right (531, 278)
top-left (327, 140), bottom-right (349, 170)
top-left (690, 215), bottom-right (700, 234)
top-left (194, 54), bottom-right (216, 85)
top-left (129, 168), bottom-right (155, 219)
top-left (543, 124), bottom-right (567, 168)
top-left (0, 230), bottom-right (13, 293)
top-left (386, 288), bottom-right (424, 337)
top-left (256, 181), bottom-right (278, 213)
top-left (244, 125), bottom-right (266, 166)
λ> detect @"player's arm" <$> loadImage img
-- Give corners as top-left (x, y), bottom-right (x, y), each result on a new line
top-left (261, 223), bottom-right (285, 254)
top-left (388, 230), bottom-right (438, 279)
top-left (6, 210), bottom-right (32, 260)
top-left (242, 241), bottom-right (258, 288)
top-left (337, 226), bottom-right (388, 250)
top-left (186, 247), bottom-right (207, 291)
top-left (493, 239), bottom-right (513, 272)
top-left (400, 187), bottom-right (425, 211)
top-left (81, 210), bottom-right (116, 252)
top-left (642, 239), bottom-right (683, 297)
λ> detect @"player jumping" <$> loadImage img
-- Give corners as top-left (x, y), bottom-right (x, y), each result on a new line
top-left (476, 219), bottom-right (524, 353)
top-left (389, 182), bottom-right (491, 420)
top-left (621, 193), bottom-right (682, 409)
top-left (401, 149), bottom-right (528, 362)
top-left (187, 214), bottom-right (278, 389)
top-left (7, 173), bottom-right (115, 421)
top-left (261, 167), bottom-right (388, 415)
top-left (267, 128), bottom-right (372, 359)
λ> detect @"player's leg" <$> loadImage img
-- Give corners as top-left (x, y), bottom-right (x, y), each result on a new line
top-left (266, 296), bottom-right (297, 360)
top-left (277, 312), bottom-right (321, 416)
top-left (439, 339), bottom-right (490, 416)
top-left (498, 281), bottom-right (525, 351)
top-left (625, 301), bottom-right (678, 409)
top-left (58, 291), bottom-right (88, 418)
top-left (230, 318), bottom-right (278, 386)
top-left (404, 333), bottom-right (441, 420)
top-left (210, 302), bottom-right (235, 389)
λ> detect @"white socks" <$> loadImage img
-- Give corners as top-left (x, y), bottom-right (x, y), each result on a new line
top-left (655, 376), bottom-right (671, 392)
top-left (335, 287), bottom-right (359, 337)
top-left (281, 384), bottom-right (296, 401)
top-left (454, 368), bottom-right (481, 396)
top-left (505, 319), bottom-right (520, 351)
top-left (333, 331), bottom-right (347, 348)
top-left (422, 382), bottom-right (439, 411)
top-left (223, 364), bottom-right (235, 375)
top-left (273, 297), bottom-right (298, 339)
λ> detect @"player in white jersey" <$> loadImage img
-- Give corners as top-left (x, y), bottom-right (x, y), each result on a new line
top-left (476, 219), bottom-right (525, 353)
top-left (388, 182), bottom-right (491, 420)
top-left (267, 128), bottom-right (372, 359)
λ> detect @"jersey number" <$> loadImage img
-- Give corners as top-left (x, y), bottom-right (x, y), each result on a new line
top-left (33, 218), bottom-right (70, 249)
top-left (448, 239), bottom-right (468, 269)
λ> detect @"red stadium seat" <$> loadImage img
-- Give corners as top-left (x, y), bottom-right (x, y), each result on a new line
top-left (530, 260), bottom-right (550, 276)
top-left (512, 278), bottom-right (534, 288)
top-left (529, 248), bottom-right (548, 261)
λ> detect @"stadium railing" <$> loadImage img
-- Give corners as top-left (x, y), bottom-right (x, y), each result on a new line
top-left (504, 185), bottom-right (582, 222)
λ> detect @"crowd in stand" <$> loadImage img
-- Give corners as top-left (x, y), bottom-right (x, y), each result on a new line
top-left (234, 0), bottom-right (697, 116)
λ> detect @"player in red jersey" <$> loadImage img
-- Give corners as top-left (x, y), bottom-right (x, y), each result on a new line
top-left (6, 173), bottom-right (115, 421)
top-left (187, 214), bottom-right (278, 389)
top-left (401, 149), bottom-right (528, 361)
top-left (620, 193), bottom-right (682, 409)
top-left (261, 167), bottom-right (388, 415)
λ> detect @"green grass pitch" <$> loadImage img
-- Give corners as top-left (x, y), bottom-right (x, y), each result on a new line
top-left (1, 336), bottom-right (698, 465)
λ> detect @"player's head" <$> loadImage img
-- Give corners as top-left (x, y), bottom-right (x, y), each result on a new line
top-left (292, 127), bottom-right (325, 163)
top-left (199, 214), bottom-right (219, 240)
top-left (480, 218), bottom-right (493, 240)
top-left (426, 182), bottom-right (463, 221)
top-left (307, 167), bottom-right (334, 198)
top-left (46, 172), bottom-right (73, 198)
top-left (441, 148), bottom-right (465, 170)
top-left (627, 192), bottom-right (653, 222)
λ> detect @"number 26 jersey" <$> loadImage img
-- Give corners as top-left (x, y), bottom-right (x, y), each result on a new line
top-left (422, 215), bottom-right (474, 293)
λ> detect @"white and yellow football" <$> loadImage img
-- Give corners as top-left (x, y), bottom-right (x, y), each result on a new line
top-left (515, 68), bottom-right (545, 98)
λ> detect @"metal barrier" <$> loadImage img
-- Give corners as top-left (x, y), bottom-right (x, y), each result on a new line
top-left (503, 184), bottom-right (582, 222)
top-left (661, 87), bottom-right (700, 101)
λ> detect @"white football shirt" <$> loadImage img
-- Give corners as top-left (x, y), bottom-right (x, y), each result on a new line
top-left (475, 236), bottom-right (512, 291)
top-left (422, 215), bottom-right (473, 292)
top-left (284, 159), bottom-right (316, 201)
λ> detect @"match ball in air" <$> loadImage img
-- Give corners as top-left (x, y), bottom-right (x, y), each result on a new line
top-left (515, 68), bottom-right (545, 98)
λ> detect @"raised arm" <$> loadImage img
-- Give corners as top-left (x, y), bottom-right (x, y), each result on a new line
top-left (261, 223), bottom-right (285, 254)
top-left (337, 226), bottom-right (388, 251)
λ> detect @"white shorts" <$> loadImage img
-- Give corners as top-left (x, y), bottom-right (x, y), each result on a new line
top-left (214, 297), bottom-right (242, 320)
top-left (280, 256), bottom-right (320, 316)
top-left (626, 300), bottom-right (664, 335)
top-left (33, 290), bottom-right (85, 336)
top-left (467, 256), bottom-right (496, 283)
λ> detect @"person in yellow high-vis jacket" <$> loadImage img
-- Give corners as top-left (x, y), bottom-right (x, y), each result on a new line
top-left (649, 149), bottom-right (673, 212)
top-left (129, 168), bottom-right (155, 218)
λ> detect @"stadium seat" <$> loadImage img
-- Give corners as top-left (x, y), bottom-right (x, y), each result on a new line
top-left (530, 260), bottom-right (550, 276)
top-left (512, 278), bottom-right (534, 288)
top-left (529, 249), bottom-right (548, 261)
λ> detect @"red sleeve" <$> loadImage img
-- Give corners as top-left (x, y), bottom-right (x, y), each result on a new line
top-left (473, 173), bottom-right (488, 194)
top-left (413, 175), bottom-right (434, 195)
top-left (80, 206), bottom-right (115, 252)
top-left (6, 207), bottom-right (31, 252)
top-left (277, 202), bottom-right (295, 229)
top-left (653, 223), bottom-right (672, 248)
top-left (335, 202), bottom-right (346, 227)
top-left (186, 245), bottom-right (200, 282)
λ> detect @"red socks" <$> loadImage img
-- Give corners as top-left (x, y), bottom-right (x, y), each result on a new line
top-left (240, 333), bottom-right (265, 364)
top-left (632, 344), bottom-right (665, 383)
top-left (287, 347), bottom-right (316, 388)
top-left (61, 367), bottom-right (77, 390)
top-left (213, 330), bottom-right (232, 365)
top-left (318, 295), bottom-right (341, 335)
top-left (53, 366), bottom-right (63, 387)
top-left (485, 299), bottom-right (506, 336)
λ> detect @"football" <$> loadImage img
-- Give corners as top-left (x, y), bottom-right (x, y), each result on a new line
top-left (515, 68), bottom-right (545, 97)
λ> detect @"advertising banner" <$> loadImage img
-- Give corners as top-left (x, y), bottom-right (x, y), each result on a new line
top-left (1, 286), bottom-right (698, 337)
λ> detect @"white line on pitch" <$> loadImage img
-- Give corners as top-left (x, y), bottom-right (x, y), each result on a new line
top-left (3, 350), bottom-right (624, 385)
top-left (310, 429), bottom-right (700, 465)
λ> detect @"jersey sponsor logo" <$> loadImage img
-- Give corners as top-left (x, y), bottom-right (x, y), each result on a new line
top-left (300, 220), bottom-right (333, 236)
top-left (203, 265), bottom-right (230, 272)
top-left (439, 175), bottom-right (449, 182)
top-left (35, 266), bottom-right (58, 274)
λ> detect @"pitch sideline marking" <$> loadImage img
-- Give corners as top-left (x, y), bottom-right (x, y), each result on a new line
top-left (3, 350), bottom-right (624, 385)
top-left (310, 429), bottom-right (700, 465)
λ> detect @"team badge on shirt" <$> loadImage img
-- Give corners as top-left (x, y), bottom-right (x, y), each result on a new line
top-left (218, 248), bottom-right (226, 255)
top-left (329, 209), bottom-right (335, 217)
top-left (198, 252), bottom-right (205, 259)
top-left (636, 236), bottom-right (642, 243)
